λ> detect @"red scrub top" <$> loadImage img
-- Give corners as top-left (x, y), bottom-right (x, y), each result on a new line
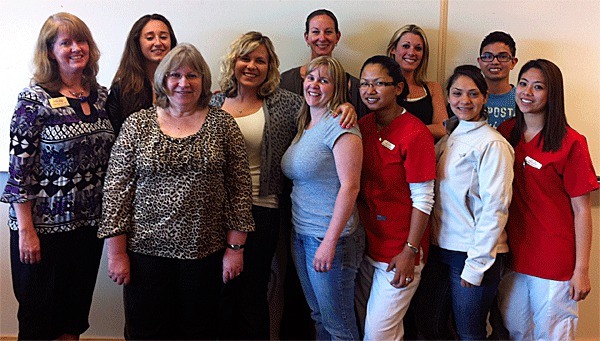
top-left (498, 119), bottom-right (598, 280)
top-left (358, 112), bottom-right (436, 263)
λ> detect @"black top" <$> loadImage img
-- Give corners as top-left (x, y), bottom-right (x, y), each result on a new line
top-left (401, 83), bottom-right (434, 125)
top-left (106, 79), bottom-right (154, 134)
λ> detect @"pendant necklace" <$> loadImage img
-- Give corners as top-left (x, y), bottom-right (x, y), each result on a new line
top-left (68, 90), bottom-right (89, 103)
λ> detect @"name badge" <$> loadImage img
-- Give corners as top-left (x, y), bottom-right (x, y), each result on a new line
top-left (524, 156), bottom-right (542, 169)
top-left (49, 97), bottom-right (70, 108)
top-left (380, 139), bottom-right (395, 151)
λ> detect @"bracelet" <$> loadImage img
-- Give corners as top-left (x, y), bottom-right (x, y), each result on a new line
top-left (405, 241), bottom-right (419, 254)
top-left (226, 243), bottom-right (245, 251)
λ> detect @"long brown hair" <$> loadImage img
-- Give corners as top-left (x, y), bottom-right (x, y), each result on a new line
top-left (112, 14), bottom-right (177, 117)
top-left (509, 59), bottom-right (567, 152)
top-left (33, 12), bottom-right (100, 92)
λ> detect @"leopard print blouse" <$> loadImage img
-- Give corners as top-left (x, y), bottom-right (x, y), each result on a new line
top-left (98, 106), bottom-right (255, 259)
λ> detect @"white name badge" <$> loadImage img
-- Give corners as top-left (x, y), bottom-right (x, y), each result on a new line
top-left (380, 139), bottom-right (395, 151)
top-left (524, 156), bottom-right (542, 169)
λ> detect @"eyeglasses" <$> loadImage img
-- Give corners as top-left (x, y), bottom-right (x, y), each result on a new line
top-left (165, 72), bottom-right (201, 81)
top-left (479, 52), bottom-right (513, 63)
top-left (359, 81), bottom-right (396, 89)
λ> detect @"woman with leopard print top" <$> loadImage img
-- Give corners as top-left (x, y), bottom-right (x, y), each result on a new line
top-left (98, 43), bottom-right (254, 340)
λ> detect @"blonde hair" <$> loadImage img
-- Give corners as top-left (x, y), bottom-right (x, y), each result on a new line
top-left (219, 31), bottom-right (280, 98)
top-left (386, 24), bottom-right (429, 86)
top-left (33, 12), bottom-right (100, 92)
top-left (294, 56), bottom-right (346, 141)
top-left (154, 43), bottom-right (212, 109)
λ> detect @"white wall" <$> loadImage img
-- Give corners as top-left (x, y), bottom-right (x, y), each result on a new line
top-left (0, 0), bottom-right (441, 172)
top-left (0, 0), bottom-right (598, 339)
top-left (445, 3), bottom-right (600, 338)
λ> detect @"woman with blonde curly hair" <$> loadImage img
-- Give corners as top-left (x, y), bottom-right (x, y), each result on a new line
top-left (211, 31), bottom-right (303, 339)
top-left (212, 32), bottom-right (357, 339)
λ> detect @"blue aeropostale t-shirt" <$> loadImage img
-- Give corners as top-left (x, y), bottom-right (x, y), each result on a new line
top-left (281, 113), bottom-right (361, 238)
top-left (486, 86), bottom-right (516, 128)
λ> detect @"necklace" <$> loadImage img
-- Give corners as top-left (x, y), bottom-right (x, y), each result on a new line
top-left (68, 90), bottom-right (89, 103)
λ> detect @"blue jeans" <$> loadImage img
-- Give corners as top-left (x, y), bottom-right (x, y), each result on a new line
top-left (415, 245), bottom-right (506, 340)
top-left (292, 229), bottom-right (364, 340)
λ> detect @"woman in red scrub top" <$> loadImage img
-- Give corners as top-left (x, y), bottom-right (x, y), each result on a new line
top-left (497, 59), bottom-right (598, 341)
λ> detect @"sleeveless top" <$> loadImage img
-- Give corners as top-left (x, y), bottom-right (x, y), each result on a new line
top-left (401, 83), bottom-right (433, 125)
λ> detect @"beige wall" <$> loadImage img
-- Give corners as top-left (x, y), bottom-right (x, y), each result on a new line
top-left (1, 0), bottom-right (598, 339)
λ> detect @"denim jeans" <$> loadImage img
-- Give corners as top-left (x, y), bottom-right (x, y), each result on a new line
top-left (292, 228), bottom-right (364, 340)
top-left (414, 245), bottom-right (506, 340)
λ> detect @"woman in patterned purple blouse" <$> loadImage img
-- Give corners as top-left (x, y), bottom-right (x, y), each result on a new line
top-left (1, 12), bottom-right (114, 340)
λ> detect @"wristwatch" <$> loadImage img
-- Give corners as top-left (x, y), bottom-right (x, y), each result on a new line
top-left (226, 243), bottom-right (245, 251)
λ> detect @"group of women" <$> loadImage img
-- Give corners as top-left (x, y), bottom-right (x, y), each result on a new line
top-left (2, 8), bottom-right (597, 341)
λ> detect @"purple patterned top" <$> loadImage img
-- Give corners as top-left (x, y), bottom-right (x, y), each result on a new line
top-left (1, 82), bottom-right (115, 234)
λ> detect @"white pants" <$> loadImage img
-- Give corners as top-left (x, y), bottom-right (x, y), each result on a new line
top-left (498, 270), bottom-right (578, 341)
top-left (355, 255), bottom-right (424, 341)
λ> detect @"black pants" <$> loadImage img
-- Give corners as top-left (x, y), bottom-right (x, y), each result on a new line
top-left (124, 250), bottom-right (224, 340)
top-left (10, 227), bottom-right (103, 340)
top-left (220, 205), bottom-right (280, 340)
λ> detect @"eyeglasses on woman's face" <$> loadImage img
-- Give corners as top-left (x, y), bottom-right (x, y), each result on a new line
top-left (359, 81), bottom-right (396, 89)
top-left (165, 71), bottom-right (201, 81)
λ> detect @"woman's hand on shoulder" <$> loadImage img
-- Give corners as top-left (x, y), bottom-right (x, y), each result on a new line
top-left (332, 102), bottom-right (357, 128)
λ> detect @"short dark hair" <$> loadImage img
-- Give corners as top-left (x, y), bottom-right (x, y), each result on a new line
top-left (360, 55), bottom-right (409, 102)
top-left (305, 9), bottom-right (339, 34)
top-left (479, 31), bottom-right (516, 56)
